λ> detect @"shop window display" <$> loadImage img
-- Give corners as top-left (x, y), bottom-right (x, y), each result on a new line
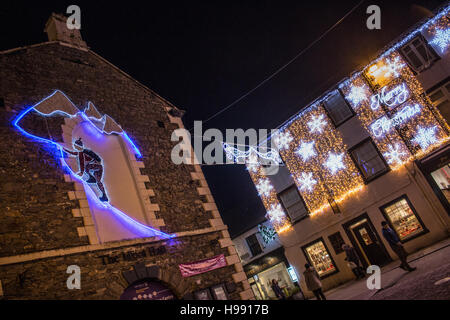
top-left (303, 240), bottom-right (337, 277)
top-left (430, 164), bottom-right (450, 204)
top-left (381, 197), bottom-right (426, 241)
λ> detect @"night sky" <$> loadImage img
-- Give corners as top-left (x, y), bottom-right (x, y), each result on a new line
top-left (1, 0), bottom-right (446, 237)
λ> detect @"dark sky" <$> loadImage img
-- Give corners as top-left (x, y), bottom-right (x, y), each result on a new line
top-left (1, 0), bottom-right (446, 237)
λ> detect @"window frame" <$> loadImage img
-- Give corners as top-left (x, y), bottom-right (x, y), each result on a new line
top-left (379, 194), bottom-right (429, 244)
top-left (322, 89), bottom-right (356, 128)
top-left (348, 137), bottom-right (390, 184)
top-left (245, 233), bottom-right (263, 257)
top-left (328, 232), bottom-right (346, 255)
top-left (277, 184), bottom-right (309, 223)
top-left (301, 237), bottom-right (339, 279)
top-left (427, 79), bottom-right (450, 121)
top-left (399, 33), bottom-right (439, 74)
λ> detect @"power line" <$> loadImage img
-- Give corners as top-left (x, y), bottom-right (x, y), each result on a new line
top-left (188, 0), bottom-right (365, 131)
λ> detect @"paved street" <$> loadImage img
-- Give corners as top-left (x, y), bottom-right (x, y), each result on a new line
top-left (322, 238), bottom-right (450, 300)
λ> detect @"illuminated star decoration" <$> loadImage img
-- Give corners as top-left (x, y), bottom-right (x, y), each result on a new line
top-left (383, 144), bottom-right (407, 165)
top-left (412, 126), bottom-right (438, 150)
top-left (385, 56), bottom-right (405, 78)
top-left (267, 204), bottom-right (286, 224)
top-left (346, 85), bottom-right (367, 106)
top-left (324, 152), bottom-right (346, 174)
top-left (297, 172), bottom-right (317, 192)
top-left (308, 115), bottom-right (327, 134)
top-left (430, 28), bottom-right (450, 52)
top-left (256, 179), bottom-right (273, 197)
top-left (274, 131), bottom-right (293, 150)
top-left (296, 141), bottom-right (316, 161)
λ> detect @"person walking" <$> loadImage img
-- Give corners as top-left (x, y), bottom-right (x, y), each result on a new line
top-left (342, 244), bottom-right (365, 279)
top-left (270, 279), bottom-right (286, 300)
top-left (381, 221), bottom-right (416, 272)
top-left (303, 264), bottom-right (326, 300)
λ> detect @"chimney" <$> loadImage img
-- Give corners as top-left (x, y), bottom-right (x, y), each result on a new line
top-left (44, 13), bottom-right (87, 48)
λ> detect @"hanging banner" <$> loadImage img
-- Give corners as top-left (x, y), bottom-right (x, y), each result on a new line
top-left (179, 254), bottom-right (227, 277)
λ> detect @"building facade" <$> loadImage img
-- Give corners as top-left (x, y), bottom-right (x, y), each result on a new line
top-left (245, 6), bottom-right (450, 298)
top-left (232, 219), bottom-right (299, 299)
top-left (0, 13), bottom-right (253, 300)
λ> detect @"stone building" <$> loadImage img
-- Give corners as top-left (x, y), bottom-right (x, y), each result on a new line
top-left (243, 6), bottom-right (450, 298)
top-left (0, 13), bottom-right (253, 300)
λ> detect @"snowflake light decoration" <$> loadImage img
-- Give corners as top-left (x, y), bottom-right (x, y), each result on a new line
top-left (274, 131), bottom-right (293, 150)
top-left (258, 224), bottom-right (277, 245)
top-left (267, 204), bottom-right (286, 224)
top-left (430, 28), bottom-right (450, 52)
top-left (324, 152), bottom-right (346, 174)
top-left (383, 144), bottom-right (407, 165)
top-left (346, 85), bottom-right (367, 106)
top-left (412, 126), bottom-right (438, 150)
top-left (256, 178), bottom-right (273, 197)
top-left (297, 172), bottom-right (317, 192)
top-left (308, 115), bottom-right (327, 133)
top-left (385, 56), bottom-right (405, 78)
top-left (296, 141), bottom-right (316, 161)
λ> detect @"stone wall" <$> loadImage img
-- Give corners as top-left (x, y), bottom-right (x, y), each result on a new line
top-left (0, 232), bottom-right (243, 300)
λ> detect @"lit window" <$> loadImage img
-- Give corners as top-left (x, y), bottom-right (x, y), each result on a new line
top-left (380, 196), bottom-right (427, 241)
top-left (278, 185), bottom-right (308, 222)
top-left (323, 90), bottom-right (354, 126)
top-left (350, 139), bottom-right (389, 181)
top-left (302, 239), bottom-right (337, 277)
top-left (430, 164), bottom-right (450, 206)
top-left (246, 233), bottom-right (263, 257)
top-left (364, 56), bottom-right (406, 88)
top-left (400, 35), bottom-right (437, 73)
top-left (428, 81), bottom-right (450, 124)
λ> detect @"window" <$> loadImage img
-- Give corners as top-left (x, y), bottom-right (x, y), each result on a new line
top-left (380, 195), bottom-right (428, 242)
top-left (400, 35), bottom-right (437, 73)
top-left (302, 238), bottom-right (338, 278)
top-left (428, 81), bottom-right (450, 124)
top-left (350, 139), bottom-right (389, 182)
top-left (323, 90), bottom-right (354, 126)
top-left (328, 232), bottom-right (345, 254)
top-left (278, 185), bottom-right (308, 222)
top-left (430, 163), bottom-right (450, 206)
top-left (246, 233), bottom-right (263, 257)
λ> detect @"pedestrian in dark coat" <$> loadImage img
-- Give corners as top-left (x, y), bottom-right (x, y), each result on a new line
top-left (381, 221), bottom-right (416, 272)
top-left (342, 244), bottom-right (365, 279)
top-left (303, 264), bottom-right (326, 300)
top-left (271, 279), bottom-right (286, 300)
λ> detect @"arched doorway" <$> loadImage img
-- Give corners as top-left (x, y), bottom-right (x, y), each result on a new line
top-left (120, 278), bottom-right (176, 300)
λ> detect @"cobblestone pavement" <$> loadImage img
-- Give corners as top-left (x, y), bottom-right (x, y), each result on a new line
top-left (369, 245), bottom-right (450, 300)
top-left (323, 238), bottom-right (450, 300)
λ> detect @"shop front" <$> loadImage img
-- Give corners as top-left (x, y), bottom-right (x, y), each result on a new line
top-left (244, 247), bottom-right (298, 300)
top-left (418, 145), bottom-right (450, 215)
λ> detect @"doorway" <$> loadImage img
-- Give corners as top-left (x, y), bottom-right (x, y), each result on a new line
top-left (343, 214), bottom-right (391, 268)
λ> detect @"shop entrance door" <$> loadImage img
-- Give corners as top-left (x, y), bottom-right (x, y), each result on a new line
top-left (352, 222), bottom-right (390, 267)
top-left (343, 214), bottom-right (391, 268)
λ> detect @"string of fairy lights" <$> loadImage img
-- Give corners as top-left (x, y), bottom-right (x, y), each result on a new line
top-left (240, 6), bottom-right (450, 234)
